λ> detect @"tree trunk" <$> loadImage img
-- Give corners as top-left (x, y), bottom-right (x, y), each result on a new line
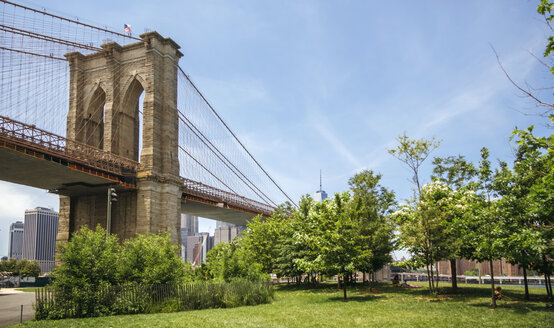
top-left (337, 276), bottom-right (341, 289)
top-left (548, 273), bottom-right (552, 299)
top-left (435, 263), bottom-right (440, 292)
top-left (343, 274), bottom-right (348, 301)
top-left (450, 259), bottom-right (458, 293)
top-left (490, 259), bottom-right (496, 308)
top-left (544, 273), bottom-right (552, 299)
top-left (370, 270), bottom-right (375, 291)
top-left (522, 265), bottom-right (529, 301)
top-left (429, 263), bottom-right (436, 294)
top-left (426, 264), bottom-right (433, 292)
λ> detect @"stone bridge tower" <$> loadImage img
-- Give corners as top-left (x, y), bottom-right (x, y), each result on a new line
top-left (57, 32), bottom-right (183, 244)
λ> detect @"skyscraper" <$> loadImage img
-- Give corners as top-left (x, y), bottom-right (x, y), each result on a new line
top-left (213, 222), bottom-right (245, 246)
top-left (181, 214), bottom-right (198, 235)
top-left (22, 207), bottom-right (58, 273)
top-left (314, 170), bottom-right (328, 202)
top-left (186, 232), bottom-right (213, 265)
top-left (8, 221), bottom-right (24, 260)
top-left (181, 214), bottom-right (199, 261)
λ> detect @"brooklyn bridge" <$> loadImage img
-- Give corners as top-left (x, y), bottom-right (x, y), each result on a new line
top-left (0, 0), bottom-right (295, 244)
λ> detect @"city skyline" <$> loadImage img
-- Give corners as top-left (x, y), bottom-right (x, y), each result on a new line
top-left (1, 0), bottom-right (553, 257)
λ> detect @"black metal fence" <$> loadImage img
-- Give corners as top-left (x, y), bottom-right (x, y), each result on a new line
top-left (35, 281), bottom-right (274, 320)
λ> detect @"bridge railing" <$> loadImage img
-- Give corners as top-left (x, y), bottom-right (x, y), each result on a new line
top-left (0, 115), bottom-right (138, 176)
top-left (181, 178), bottom-right (274, 216)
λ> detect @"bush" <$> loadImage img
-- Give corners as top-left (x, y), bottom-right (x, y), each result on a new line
top-left (0, 258), bottom-right (41, 279)
top-left (53, 226), bottom-right (194, 288)
top-left (118, 233), bottom-right (190, 285)
top-left (37, 225), bottom-right (274, 320)
top-left (53, 226), bottom-right (120, 290)
top-left (205, 241), bottom-right (269, 283)
top-left (464, 268), bottom-right (479, 276)
top-left (35, 281), bottom-right (274, 319)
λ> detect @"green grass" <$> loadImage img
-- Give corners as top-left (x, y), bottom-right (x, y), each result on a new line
top-left (15, 287), bottom-right (39, 293)
top-left (13, 282), bottom-right (553, 328)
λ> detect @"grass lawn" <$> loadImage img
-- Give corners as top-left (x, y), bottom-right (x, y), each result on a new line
top-left (15, 287), bottom-right (39, 293)
top-left (13, 282), bottom-right (553, 327)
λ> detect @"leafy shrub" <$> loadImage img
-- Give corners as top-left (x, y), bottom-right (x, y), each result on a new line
top-left (205, 241), bottom-right (269, 283)
top-left (35, 281), bottom-right (274, 319)
top-left (464, 268), bottom-right (479, 276)
top-left (118, 233), bottom-right (190, 285)
top-left (36, 225), bottom-right (273, 320)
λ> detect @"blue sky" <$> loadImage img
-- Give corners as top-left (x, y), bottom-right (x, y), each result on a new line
top-left (1, 0), bottom-right (552, 257)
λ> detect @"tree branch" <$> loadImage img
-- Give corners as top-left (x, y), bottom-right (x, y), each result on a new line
top-left (490, 44), bottom-right (554, 113)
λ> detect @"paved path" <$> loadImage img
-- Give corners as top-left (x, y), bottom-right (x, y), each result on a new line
top-left (0, 289), bottom-right (35, 327)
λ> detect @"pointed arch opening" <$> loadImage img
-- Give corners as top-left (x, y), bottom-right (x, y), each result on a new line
top-left (118, 77), bottom-right (145, 162)
top-left (83, 86), bottom-right (106, 149)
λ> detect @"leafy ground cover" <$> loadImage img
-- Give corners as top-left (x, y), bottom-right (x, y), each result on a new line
top-left (14, 282), bottom-right (553, 328)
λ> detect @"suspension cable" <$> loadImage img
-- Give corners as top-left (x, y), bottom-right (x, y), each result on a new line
top-left (178, 111), bottom-right (277, 207)
top-left (0, 46), bottom-right (66, 61)
top-left (178, 66), bottom-right (298, 207)
top-left (0, 24), bottom-right (101, 51)
top-left (1, 0), bottom-right (140, 41)
top-left (178, 145), bottom-right (239, 197)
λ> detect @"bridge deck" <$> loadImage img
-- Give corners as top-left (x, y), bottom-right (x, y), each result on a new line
top-left (0, 118), bottom-right (135, 196)
top-left (0, 115), bottom-right (273, 219)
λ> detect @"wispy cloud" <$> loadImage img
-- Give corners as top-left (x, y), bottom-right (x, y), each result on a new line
top-left (419, 55), bottom-right (536, 134)
top-left (313, 122), bottom-right (362, 168)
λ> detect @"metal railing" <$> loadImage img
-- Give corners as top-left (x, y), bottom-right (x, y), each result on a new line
top-left (0, 115), bottom-right (274, 216)
top-left (0, 115), bottom-right (138, 176)
top-left (182, 178), bottom-right (274, 216)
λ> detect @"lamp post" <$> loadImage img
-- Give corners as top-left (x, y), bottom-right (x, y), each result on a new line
top-left (106, 187), bottom-right (117, 236)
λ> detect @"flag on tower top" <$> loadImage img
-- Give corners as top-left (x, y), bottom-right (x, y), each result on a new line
top-left (124, 24), bottom-right (131, 35)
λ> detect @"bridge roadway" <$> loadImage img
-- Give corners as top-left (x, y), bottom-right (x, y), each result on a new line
top-left (0, 115), bottom-right (272, 225)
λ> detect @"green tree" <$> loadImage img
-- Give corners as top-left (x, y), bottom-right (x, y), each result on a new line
top-left (205, 239), bottom-right (267, 283)
top-left (388, 133), bottom-right (441, 196)
top-left (348, 170), bottom-right (396, 289)
top-left (274, 195), bottom-right (322, 284)
top-left (509, 124), bottom-right (554, 299)
top-left (461, 148), bottom-right (507, 308)
top-left (20, 260), bottom-right (41, 279)
top-left (241, 215), bottom-right (283, 274)
top-left (432, 155), bottom-right (477, 292)
top-left (0, 258), bottom-right (41, 286)
top-left (15, 258), bottom-right (29, 285)
top-left (0, 258), bottom-right (18, 275)
top-left (272, 201), bottom-right (296, 219)
top-left (317, 192), bottom-right (363, 301)
top-left (273, 215), bottom-right (308, 283)
top-left (393, 182), bottom-right (464, 294)
top-left (118, 233), bottom-right (189, 285)
top-left (432, 155), bottom-right (477, 190)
